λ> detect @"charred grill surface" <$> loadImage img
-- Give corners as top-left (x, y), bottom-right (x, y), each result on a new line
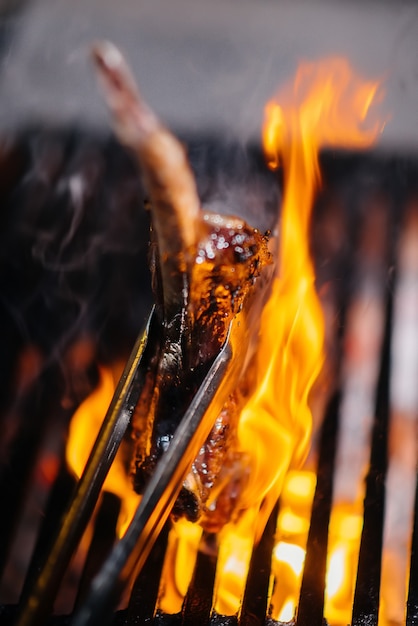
top-left (1, 103), bottom-right (418, 625)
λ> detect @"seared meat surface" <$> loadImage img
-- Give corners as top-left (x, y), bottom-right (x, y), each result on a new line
top-left (134, 217), bottom-right (271, 525)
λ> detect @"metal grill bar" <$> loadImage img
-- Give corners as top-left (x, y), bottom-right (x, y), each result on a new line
top-left (406, 473), bottom-right (418, 626)
top-left (124, 521), bottom-right (170, 625)
top-left (75, 492), bottom-right (121, 609)
top-left (0, 374), bottom-right (54, 578)
top-left (182, 532), bottom-right (218, 626)
top-left (296, 392), bottom-right (340, 626)
top-left (20, 462), bottom-right (76, 605)
top-left (351, 294), bottom-right (391, 626)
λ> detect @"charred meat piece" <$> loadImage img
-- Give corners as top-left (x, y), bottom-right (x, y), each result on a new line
top-left (93, 43), bottom-right (273, 528)
top-left (137, 217), bottom-right (271, 526)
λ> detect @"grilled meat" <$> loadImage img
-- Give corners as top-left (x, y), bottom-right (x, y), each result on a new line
top-left (92, 42), bottom-right (273, 528)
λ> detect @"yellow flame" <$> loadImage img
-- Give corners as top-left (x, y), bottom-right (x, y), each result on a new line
top-left (282, 471), bottom-right (317, 506)
top-left (279, 599), bottom-right (296, 623)
top-left (270, 475), bottom-right (364, 623)
top-left (323, 508), bottom-right (363, 624)
top-left (270, 470), bottom-right (315, 621)
top-left (326, 545), bottom-right (348, 600)
top-left (65, 56), bottom-right (385, 619)
top-left (214, 507), bottom-right (259, 614)
top-left (242, 58), bottom-right (383, 621)
top-left (237, 56), bottom-right (383, 528)
top-left (216, 534), bottom-right (253, 614)
top-left (274, 542), bottom-right (306, 578)
top-left (66, 365), bottom-right (140, 535)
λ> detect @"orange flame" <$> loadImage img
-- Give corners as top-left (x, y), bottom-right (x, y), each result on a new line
top-left (214, 58), bottom-right (384, 617)
top-left (270, 477), bottom-right (363, 623)
top-left (66, 365), bottom-right (140, 535)
top-left (257, 58), bottom-right (383, 622)
top-left (237, 57), bottom-right (384, 519)
top-left (324, 509), bottom-right (363, 624)
top-left (65, 56), bottom-right (385, 619)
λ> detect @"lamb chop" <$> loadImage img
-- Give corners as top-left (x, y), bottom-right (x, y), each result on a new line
top-left (93, 43), bottom-right (275, 530)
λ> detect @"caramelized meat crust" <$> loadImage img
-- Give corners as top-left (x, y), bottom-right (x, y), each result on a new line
top-left (132, 218), bottom-right (271, 528)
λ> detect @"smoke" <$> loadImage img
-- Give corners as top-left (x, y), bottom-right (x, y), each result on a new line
top-left (184, 132), bottom-right (280, 234)
top-left (0, 128), bottom-right (281, 414)
top-left (2, 127), bottom-right (416, 417)
top-left (0, 129), bottom-right (152, 410)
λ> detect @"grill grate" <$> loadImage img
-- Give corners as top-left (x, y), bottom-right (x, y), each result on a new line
top-left (407, 476), bottom-right (418, 626)
top-left (0, 131), bottom-right (418, 626)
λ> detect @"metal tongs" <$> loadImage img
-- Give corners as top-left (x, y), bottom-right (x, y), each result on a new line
top-left (73, 316), bottom-right (236, 626)
top-left (15, 307), bottom-right (237, 626)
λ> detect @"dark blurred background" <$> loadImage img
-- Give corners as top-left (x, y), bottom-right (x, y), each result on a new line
top-left (0, 0), bottom-right (417, 149)
top-left (0, 0), bottom-right (417, 404)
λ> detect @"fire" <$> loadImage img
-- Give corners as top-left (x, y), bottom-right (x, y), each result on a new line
top-left (270, 471), bottom-right (316, 622)
top-left (214, 57), bottom-right (383, 618)
top-left (65, 55), bottom-right (384, 620)
top-left (238, 57), bottom-right (383, 515)
top-left (66, 364), bottom-right (140, 535)
top-left (323, 508), bottom-right (364, 624)
top-left (270, 477), bottom-right (363, 624)
top-left (258, 57), bottom-right (383, 622)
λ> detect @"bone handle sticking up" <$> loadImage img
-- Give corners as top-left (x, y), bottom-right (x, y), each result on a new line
top-left (92, 41), bottom-right (201, 319)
